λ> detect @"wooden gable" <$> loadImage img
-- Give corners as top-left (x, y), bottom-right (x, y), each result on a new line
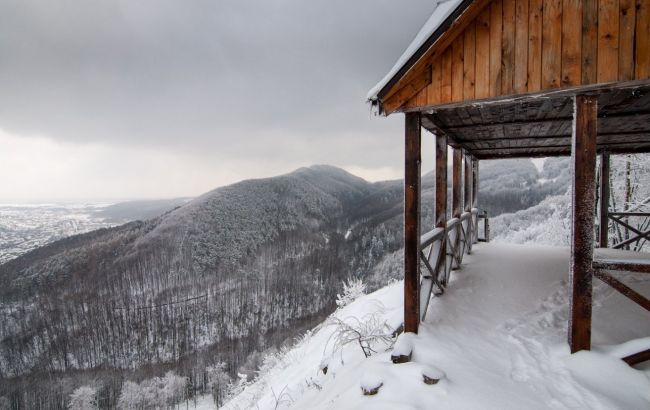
top-left (380, 0), bottom-right (650, 114)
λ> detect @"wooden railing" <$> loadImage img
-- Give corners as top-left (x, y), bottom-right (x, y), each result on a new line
top-left (608, 211), bottom-right (650, 250)
top-left (418, 208), bottom-right (482, 321)
top-left (593, 209), bottom-right (650, 366)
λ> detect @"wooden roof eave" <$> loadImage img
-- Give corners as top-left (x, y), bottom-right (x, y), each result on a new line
top-left (376, 0), bottom-right (492, 115)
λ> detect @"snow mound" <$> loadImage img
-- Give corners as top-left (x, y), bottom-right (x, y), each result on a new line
top-left (224, 243), bottom-right (650, 409)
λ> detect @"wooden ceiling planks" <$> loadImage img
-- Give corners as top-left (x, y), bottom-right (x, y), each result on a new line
top-left (421, 81), bottom-right (650, 159)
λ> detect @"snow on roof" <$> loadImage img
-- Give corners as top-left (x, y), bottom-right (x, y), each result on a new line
top-left (367, 0), bottom-right (464, 102)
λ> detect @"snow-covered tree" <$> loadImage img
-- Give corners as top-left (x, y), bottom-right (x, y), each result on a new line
top-left (68, 386), bottom-right (97, 410)
top-left (207, 362), bottom-right (232, 406)
top-left (117, 381), bottom-right (142, 410)
top-left (161, 371), bottom-right (187, 407)
top-left (336, 278), bottom-right (366, 308)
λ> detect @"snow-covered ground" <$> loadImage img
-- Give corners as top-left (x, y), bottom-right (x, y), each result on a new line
top-left (223, 243), bottom-right (650, 409)
top-left (0, 203), bottom-right (115, 263)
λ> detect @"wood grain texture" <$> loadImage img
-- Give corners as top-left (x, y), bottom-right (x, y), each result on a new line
top-left (383, 66), bottom-right (432, 114)
top-left (582, 0), bottom-right (599, 84)
top-left (490, 0), bottom-right (503, 97)
top-left (379, 0), bottom-right (648, 113)
top-left (594, 269), bottom-right (650, 311)
top-left (599, 153), bottom-right (610, 247)
top-left (636, 0), bottom-right (650, 79)
top-left (463, 23), bottom-right (476, 100)
top-left (441, 47), bottom-right (453, 103)
top-left (501, 0), bottom-right (516, 94)
top-left (435, 132), bottom-right (448, 227)
top-left (514, 0), bottom-right (529, 92)
top-left (404, 112), bottom-right (421, 334)
top-left (472, 159), bottom-right (479, 208)
top-left (452, 36), bottom-right (465, 102)
top-left (428, 59), bottom-right (443, 105)
top-left (464, 153), bottom-right (473, 212)
top-left (379, 0), bottom-right (493, 111)
top-left (597, 0), bottom-right (620, 82)
top-left (528, 0), bottom-right (543, 92)
top-left (562, 0), bottom-right (583, 86)
top-left (452, 148), bottom-right (463, 217)
top-left (618, 0), bottom-right (636, 80)
top-left (476, 11), bottom-right (491, 98)
top-left (569, 94), bottom-right (597, 353)
top-left (542, 0), bottom-right (562, 89)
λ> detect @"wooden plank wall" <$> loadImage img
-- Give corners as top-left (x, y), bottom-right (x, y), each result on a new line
top-left (401, 0), bottom-right (650, 110)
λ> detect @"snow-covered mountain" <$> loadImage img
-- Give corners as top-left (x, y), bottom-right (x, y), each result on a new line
top-left (0, 161), bottom-right (572, 408)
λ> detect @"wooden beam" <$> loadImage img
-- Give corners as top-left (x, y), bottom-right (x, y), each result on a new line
top-left (569, 94), bottom-right (598, 353)
top-left (622, 349), bottom-right (650, 366)
top-left (472, 158), bottom-right (479, 209)
top-left (464, 152), bottom-right (473, 212)
top-left (454, 131), bottom-right (650, 143)
top-left (435, 132), bottom-right (448, 229)
top-left (478, 152), bottom-right (571, 160)
top-left (466, 142), bottom-right (650, 158)
top-left (442, 111), bottom-right (650, 131)
top-left (593, 269), bottom-right (650, 311)
top-left (435, 129), bottom-right (448, 290)
top-left (404, 112), bottom-right (421, 334)
top-left (383, 67), bottom-right (433, 114)
top-left (599, 153), bottom-right (610, 247)
top-left (406, 79), bottom-right (650, 114)
top-left (452, 148), bottom-right (463, 218)
top-left (465, 139), bottom-right (650, 152)
top-left (592, 260), bottom-right (650, 274)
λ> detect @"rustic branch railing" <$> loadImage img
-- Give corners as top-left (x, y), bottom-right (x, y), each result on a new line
top-left (608, 211), bottom-right (650, 250)
top-left (592, 248), bottom-right (650, 365)
top-left (419, 208), bottom-right (482, 321)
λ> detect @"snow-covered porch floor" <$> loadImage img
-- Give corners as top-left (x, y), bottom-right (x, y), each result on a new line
top-left (225, 243), bottom-right (650, 410)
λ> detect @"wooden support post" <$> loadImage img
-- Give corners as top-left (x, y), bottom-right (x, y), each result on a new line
top-left (569, 94), bottom-right (597, 353)
top-left (435, 131), bottom-right (448, 282)
top-left (464, 152), bottom-right (473, 213)
top-left (472, 158), bottom-right (479, 209)
top-left (451, 148), bottom-right (463, 268)
top-left (472, 157), bottom-right (479, 244)
top-left (452, 149), bottom-right (462, 218)
top-left (404, 112), bottom-right (421, 334)
top-left (599, 153), bottom-right (610, 248)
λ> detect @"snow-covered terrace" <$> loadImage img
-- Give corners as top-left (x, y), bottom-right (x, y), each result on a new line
top-left (367, 0), bottom-right (650, 360)
top-left (224, 243), bottom-right (650, 409)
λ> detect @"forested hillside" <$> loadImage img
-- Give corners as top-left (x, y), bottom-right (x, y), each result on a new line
top-left (0, 161), bottom-right (561, 408)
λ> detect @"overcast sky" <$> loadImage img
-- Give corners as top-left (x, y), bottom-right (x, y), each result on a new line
top-left (0, 0), bottom-right (439, 202)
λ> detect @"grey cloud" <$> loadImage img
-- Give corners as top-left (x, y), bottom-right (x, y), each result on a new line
top-left (0, 0), bottom-right (436, 168)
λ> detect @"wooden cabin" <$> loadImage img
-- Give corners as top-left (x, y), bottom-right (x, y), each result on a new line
top-left (369, 0), bottom-right (650, 365)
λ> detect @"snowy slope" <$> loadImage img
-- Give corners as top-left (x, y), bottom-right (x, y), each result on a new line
top-left (224, 243), bottom-right (650, 410)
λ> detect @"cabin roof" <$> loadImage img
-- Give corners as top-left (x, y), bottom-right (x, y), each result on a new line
top-left (366, 0), bottom-right (467, 102)
top-left (368, 0), bottom-right (650, 159)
